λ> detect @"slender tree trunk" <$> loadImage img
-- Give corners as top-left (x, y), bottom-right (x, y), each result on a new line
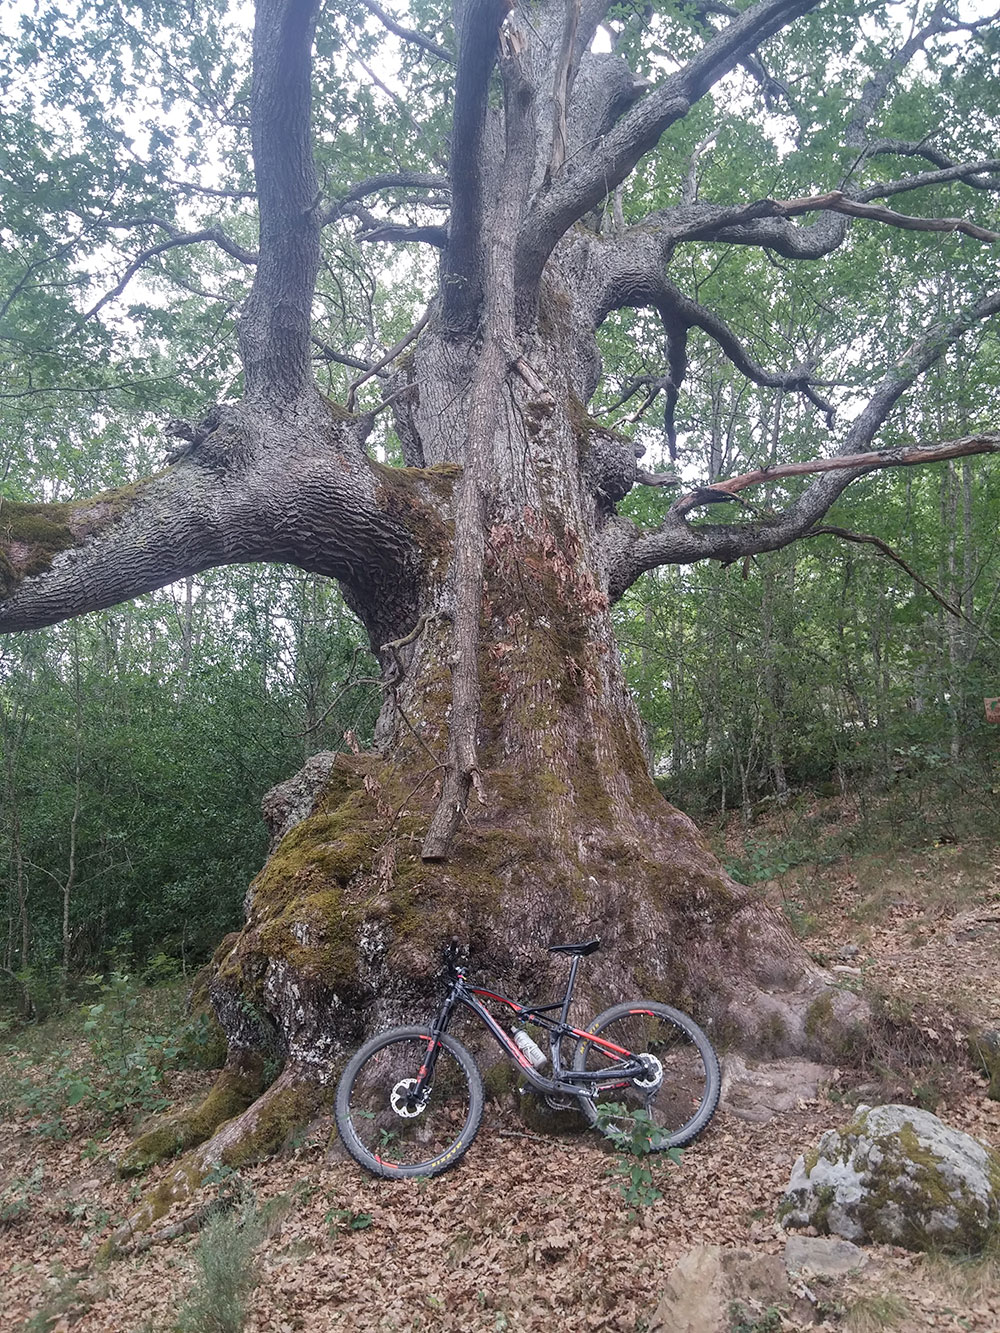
top-left (61, 626), bottom-right (84, 1001)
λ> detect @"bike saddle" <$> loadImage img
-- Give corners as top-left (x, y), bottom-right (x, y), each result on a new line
top-left (547, 938), bottom-right (601, 956)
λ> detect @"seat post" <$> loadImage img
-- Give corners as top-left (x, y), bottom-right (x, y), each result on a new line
top-left (560, 954), bottom-right (582, 1026)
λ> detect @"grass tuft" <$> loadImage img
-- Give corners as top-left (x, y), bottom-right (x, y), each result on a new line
top-left (844, 1290), bottom-right (912, 1332)
top-left (174, 1193), bottom-right (265, 1333)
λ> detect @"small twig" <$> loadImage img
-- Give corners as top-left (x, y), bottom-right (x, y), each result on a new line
top-left (347, 311), bottom-right (429, 411)
top-left (380, 615), bottom-right (449, 771)
top-left (381, 614), bottom-right (431, 681)
top-left (383, 766), bottom-right (440, 833)
top-left (497, 1129), bottom-right (553, 1144)
top-left (371, 382), bottom-right (419, 418)
top-left (804, 525), bottom-right (1000, 650)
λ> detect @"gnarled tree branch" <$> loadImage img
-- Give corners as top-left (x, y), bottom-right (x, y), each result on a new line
top-left (0, 409), bottom-right (419, 645)
top-left (517, 0), bottom-right (822, 297)
top-left (606, 288), bottom-right (1000, 596)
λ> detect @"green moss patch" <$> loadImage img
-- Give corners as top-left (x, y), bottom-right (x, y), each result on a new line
top-left (0, 483), bottom-right (152, 595)
top-left (118, 1055), bottom-right (267, 1177)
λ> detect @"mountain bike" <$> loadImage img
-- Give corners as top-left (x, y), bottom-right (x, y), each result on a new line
top-left (334, 938), bottom-right (721, 1179)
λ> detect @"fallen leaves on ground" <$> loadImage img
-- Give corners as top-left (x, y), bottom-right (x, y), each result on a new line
top-left (3, 832), bottom-right (999, 1332)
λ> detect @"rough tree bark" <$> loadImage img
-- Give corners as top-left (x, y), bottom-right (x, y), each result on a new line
top-left (2, 0), bottom-right (999, 1208)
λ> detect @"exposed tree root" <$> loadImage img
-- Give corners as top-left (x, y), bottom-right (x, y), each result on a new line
top-left (130, 1197), bottom-right (231, 1253)
top-left (100, 1063), bottom-right (328, 1260)
top-left (118, 1050), bottom-right (267, 1178)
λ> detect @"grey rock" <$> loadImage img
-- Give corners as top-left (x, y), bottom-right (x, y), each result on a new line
top-left (784, 1233), bottom-right (868, 1276)
top-left (721, 1056), bottom-right (832, 1123)
top-left (260, 750), bottom-right (338, 849)
top-left (649, 1246), bottom-right (811, 1333)
top-left (780, 1104), bottom-right (1000, 1253)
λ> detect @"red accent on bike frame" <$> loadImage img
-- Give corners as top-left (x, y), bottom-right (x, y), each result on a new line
top-left (502, 1033), bottom-right (535, 1070)
top-left (471, 987), bottom-right (522, 1012)
top-left (469, 988), bottom-right (534, 1067)
top-left (569, 1025), bottom-right (632, 1059)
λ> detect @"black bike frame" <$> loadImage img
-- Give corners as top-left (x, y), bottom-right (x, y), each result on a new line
top-left (410, 957), bottom-right (651, 1101)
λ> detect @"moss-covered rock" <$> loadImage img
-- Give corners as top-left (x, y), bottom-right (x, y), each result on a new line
top-left (779, 1104), bottom-right (1000, 1253)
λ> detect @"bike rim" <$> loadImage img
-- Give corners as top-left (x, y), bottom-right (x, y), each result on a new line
top-left (580, 1010), bottom-right (713, 1144)
top-left (344, 1035), bottom-right (474, 1172)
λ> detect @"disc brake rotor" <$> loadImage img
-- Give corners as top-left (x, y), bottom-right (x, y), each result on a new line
top-left (390, 1078), bottom-right (428, 1118)
top-left (633, 1053), bottom-right (663, 1091)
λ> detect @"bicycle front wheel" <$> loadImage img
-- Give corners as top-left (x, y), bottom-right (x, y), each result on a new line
top-left (335, 1026), bottom-right (484, 1179)
top-left (573, 1002), bottom-right (720, 1148)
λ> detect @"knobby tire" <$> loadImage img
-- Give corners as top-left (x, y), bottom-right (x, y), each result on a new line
top-left (573, 1001), bottom-right (720, 1148)
top-left (335, 1026), bottom-right (484, 1179)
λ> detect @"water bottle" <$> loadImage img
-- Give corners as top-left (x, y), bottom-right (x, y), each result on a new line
top-left (513, 1028), bottom-right (547, 1069)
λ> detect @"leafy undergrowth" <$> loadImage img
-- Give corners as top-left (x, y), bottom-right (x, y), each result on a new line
top-left (2, 818), bottom-right (1000, 1332)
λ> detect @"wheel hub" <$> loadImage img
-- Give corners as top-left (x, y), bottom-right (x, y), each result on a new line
top-left (633, 1053), bottom-right (663, 1090)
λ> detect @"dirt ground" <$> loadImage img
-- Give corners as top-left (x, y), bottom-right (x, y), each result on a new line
top-left (3, 831), bottom-right (999, 1332)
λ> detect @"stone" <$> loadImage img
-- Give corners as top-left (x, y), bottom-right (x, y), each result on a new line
top-left (260, 751), bottom-right (337, 848)
top-left (784, 1233), bottom-right (868, 1276)
top-left (721, 1056), bottom-right (832, 1123)
top-left (649, 1245), bottom-right (810, 1333)
top-left (779, 1103), bottom-right (1000, 1253)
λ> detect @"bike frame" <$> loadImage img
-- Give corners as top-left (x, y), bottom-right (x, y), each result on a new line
top-left (409, 955), bottom-right (652, 1102)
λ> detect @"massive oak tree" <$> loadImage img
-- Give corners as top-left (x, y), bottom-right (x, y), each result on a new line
top-left (1, 0), bottom-right (998, 1176)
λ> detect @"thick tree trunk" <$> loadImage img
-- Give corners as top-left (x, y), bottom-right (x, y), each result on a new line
top-left (5, 0), bottom-right (999, 1246)
top-left (120, 306), bottom-right (862, 1195)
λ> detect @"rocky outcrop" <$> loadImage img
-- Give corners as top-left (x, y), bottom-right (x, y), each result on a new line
top-left (780, 1104), bottom-right (1000, 1253)
top-left (649, 1245), bottom-right (813, 1333)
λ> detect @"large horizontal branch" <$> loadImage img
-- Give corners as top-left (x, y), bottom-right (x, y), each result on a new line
top-left (581, 206), bottom-right (849, 328)
top-left (771, 190), bottom-right (1000, 243)
top-left (583, 157), bottom-right (998, 329)
top-left (865, 141), bottom-right (1000, 190)
top-left (356, 222), bottom-right (448, 247)
top-left (606, 288), bottom-right (1000, 596)
top-left (861, 159), bottom-right (1000, 201)
top-left (0, 409), bottom-right (419, 645)
top-left (670, 435), bottom-right (1000, 516)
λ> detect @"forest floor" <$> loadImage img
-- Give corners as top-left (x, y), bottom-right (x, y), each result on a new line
top-left (3, 800), bottom-right (1000, 1333)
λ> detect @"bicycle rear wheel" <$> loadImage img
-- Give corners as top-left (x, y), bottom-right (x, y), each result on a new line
top-left (335, 1026), bottom-right (484, 1179)
top-left (573, 1001), bottom-right (720, 1148)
